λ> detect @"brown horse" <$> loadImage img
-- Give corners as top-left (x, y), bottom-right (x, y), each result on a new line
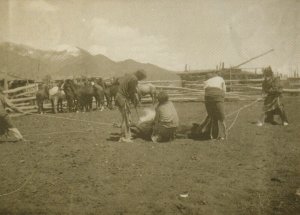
top-left (94, 85), bottom-right (105, 111)
top-left (36, 83), bottom-right (49, 114)
top-left (62, 79), bottom-right (95, 112)
top-left (101, 78), bottom-right (119, 109)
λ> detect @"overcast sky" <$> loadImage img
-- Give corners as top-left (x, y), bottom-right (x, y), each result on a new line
top-left (0, 0), bottom-right (299, 74)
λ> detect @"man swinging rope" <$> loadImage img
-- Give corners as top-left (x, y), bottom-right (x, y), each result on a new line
top-left (115, 70), bottom-right (147, 142)
top-left (0, 88), bottom-right (26, 141)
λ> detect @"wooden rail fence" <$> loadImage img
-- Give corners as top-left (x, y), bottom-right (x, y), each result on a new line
top-left (3, 78), bottom-right (299, 113)
top-left (4, 84), bottom-right (38, 113)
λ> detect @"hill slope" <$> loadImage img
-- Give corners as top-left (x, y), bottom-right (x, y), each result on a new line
top-left (0, 42), bottom-right (180, 81)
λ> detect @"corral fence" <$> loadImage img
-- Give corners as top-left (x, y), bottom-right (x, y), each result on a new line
top-left (139, 79), bottom-right (267, 103)
top-left (3, 83), bottom-right (39, 113)
top-left (4, 78), bottom-right (300, 113)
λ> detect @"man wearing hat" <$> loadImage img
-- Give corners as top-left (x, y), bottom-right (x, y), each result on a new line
top-left (115, 70), bottom-right (147, 142)
top-left (257, 66), bottom-right (288, 126)
top-left (0, 88), bottom-right (25, 141)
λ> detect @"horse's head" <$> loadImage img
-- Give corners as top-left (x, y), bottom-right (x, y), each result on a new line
top-left (96, 78), bottom-right (106, 88)
top-left (111, 77), bottom-right (120, 86)
top-left (62, 79), bottom-right (77, 95)
top-left (38, 83), bottom-right (49, 91)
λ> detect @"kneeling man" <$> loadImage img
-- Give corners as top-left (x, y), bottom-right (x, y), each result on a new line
top-left (151, 91), bottom-right (179, 143)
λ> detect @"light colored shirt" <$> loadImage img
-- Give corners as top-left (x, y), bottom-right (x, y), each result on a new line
top-left (204, 76), bottom-right (226, 92)
top-left (155, 101), bottom-right (179, 128)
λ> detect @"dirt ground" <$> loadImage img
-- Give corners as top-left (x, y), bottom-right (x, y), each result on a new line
top-left (0, 97), bottom-right (299, 215)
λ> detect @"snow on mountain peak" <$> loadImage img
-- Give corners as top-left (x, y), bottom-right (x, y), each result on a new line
top-left (52, 44), bottom-right (81, 56)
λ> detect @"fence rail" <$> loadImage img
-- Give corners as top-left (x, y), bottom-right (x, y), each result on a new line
top-left (4, 78), bottom-right (299, 114)
top-left (5, 84), bottom-right (38, 113)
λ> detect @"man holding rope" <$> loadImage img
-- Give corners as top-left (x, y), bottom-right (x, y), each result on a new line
top-left (0, 88), bottom-right (25, 141)
top-left (115, 70), bottom-right (147, 143)
top-left (257, 66), bottom-right (288, 126)
top-left (203, 71), bottom-right (227, 140)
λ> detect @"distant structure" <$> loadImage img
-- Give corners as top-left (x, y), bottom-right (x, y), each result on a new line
top-left (184, 64), bottom-right (191, 72)
top-left (178, 49), bottom-right (275, 82)
top-left (184, 64), bottom-right (188, 72)
top-left (177, 68), bottom-right (262, 82)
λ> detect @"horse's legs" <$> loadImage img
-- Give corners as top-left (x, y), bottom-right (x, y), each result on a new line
top-left (112, 96), bottom-right (116, 109)
top-left (56, 99), bottom-right (59, 113)
top-left (109, 97), bottom-right (113, 109)
top-left (100, 95), bottom-right (105, 111)
top-left (87, 99), bottom-right (92, 112)
top-left (95, 97), bottom-right (98, 110)
top-left (106, 95), bottom-right (112, 109)
top-left (105, 94), bottom-right (110, 109)
top-left (51, 99), bottom-right (55, 114)
top-left (37, 100), bottom-right (41, 114)
top-left (41, 100), bottom-right (44, 114)
top-left (57, 99), bottom-right (62, 112)
top-left (69, 98), bottom-right (74, 112)
top-left (60, 99), bottom-right (63, 112)
top-left (95, 96), bottom-right (100, 110)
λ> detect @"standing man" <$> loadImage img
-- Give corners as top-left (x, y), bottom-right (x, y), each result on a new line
top-left (0, 88), bottom-right (25, 141)
top-left (257, 66), bottom-right (288, 126)
top-left (203, 71), bottom-right (227, 140)
top-left (115, 70), bottom-right (147, 142)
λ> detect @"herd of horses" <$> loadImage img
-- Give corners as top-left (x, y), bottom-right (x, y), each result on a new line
top-left (35, 78), bottom-right (157, 114)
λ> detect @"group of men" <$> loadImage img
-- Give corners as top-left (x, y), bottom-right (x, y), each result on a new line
top-left (0, 66), bottom-right (289, 143)
top-left (114, 70), bottom-right (179, 143)
top-left (114, 67), bottom-right (289, 143)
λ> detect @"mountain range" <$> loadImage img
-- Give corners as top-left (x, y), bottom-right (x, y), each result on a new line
top-left (0, 42), bottom-right (180, 81)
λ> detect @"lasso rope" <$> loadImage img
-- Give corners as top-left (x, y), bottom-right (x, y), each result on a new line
top-left (0, 98), bottom-right (262, 197)
top-left (0, 140), bottom-right (36, 197)
top-left (0, 113), bottom-right (112, 197)
top-left (226, 98), bottom-right (262, 132)
top-left (0, 172), bottom-right (34, 197)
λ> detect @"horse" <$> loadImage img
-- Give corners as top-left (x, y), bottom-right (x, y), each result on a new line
top-left (36, 83), bottom-right (49, 114)
top-left (36, 83), bottom-right (65, 114)
top-left (62, 79), bottom-right (94, 112)
top-left (61, 79), bottom-right (77, 112)
top-left (137, 83), bottom-right (157, 104)
top-left (102, 78), bottom-right (119, 109)
top-left (49, 85), bottom-right (65, 113)
top-left (90, 82), bottom-right (105, 111)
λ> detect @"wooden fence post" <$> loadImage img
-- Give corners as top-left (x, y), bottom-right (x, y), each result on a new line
top-left (3, 78), bottom-right (8, 98)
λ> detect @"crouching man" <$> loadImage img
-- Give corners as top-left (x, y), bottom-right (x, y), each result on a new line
top-left (0, 88), bottom-right (25, 141)
top-left (151, 91), bottom-right (179, 143)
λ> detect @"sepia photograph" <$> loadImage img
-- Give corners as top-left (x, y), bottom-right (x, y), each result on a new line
top-left (0, 0), bottom-right (299, 214)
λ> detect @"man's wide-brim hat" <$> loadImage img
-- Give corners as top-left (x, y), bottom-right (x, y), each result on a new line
top-left (135, 70), bottom-right (147, 80)
top-left (263, 66), bottom-right (273, 77)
